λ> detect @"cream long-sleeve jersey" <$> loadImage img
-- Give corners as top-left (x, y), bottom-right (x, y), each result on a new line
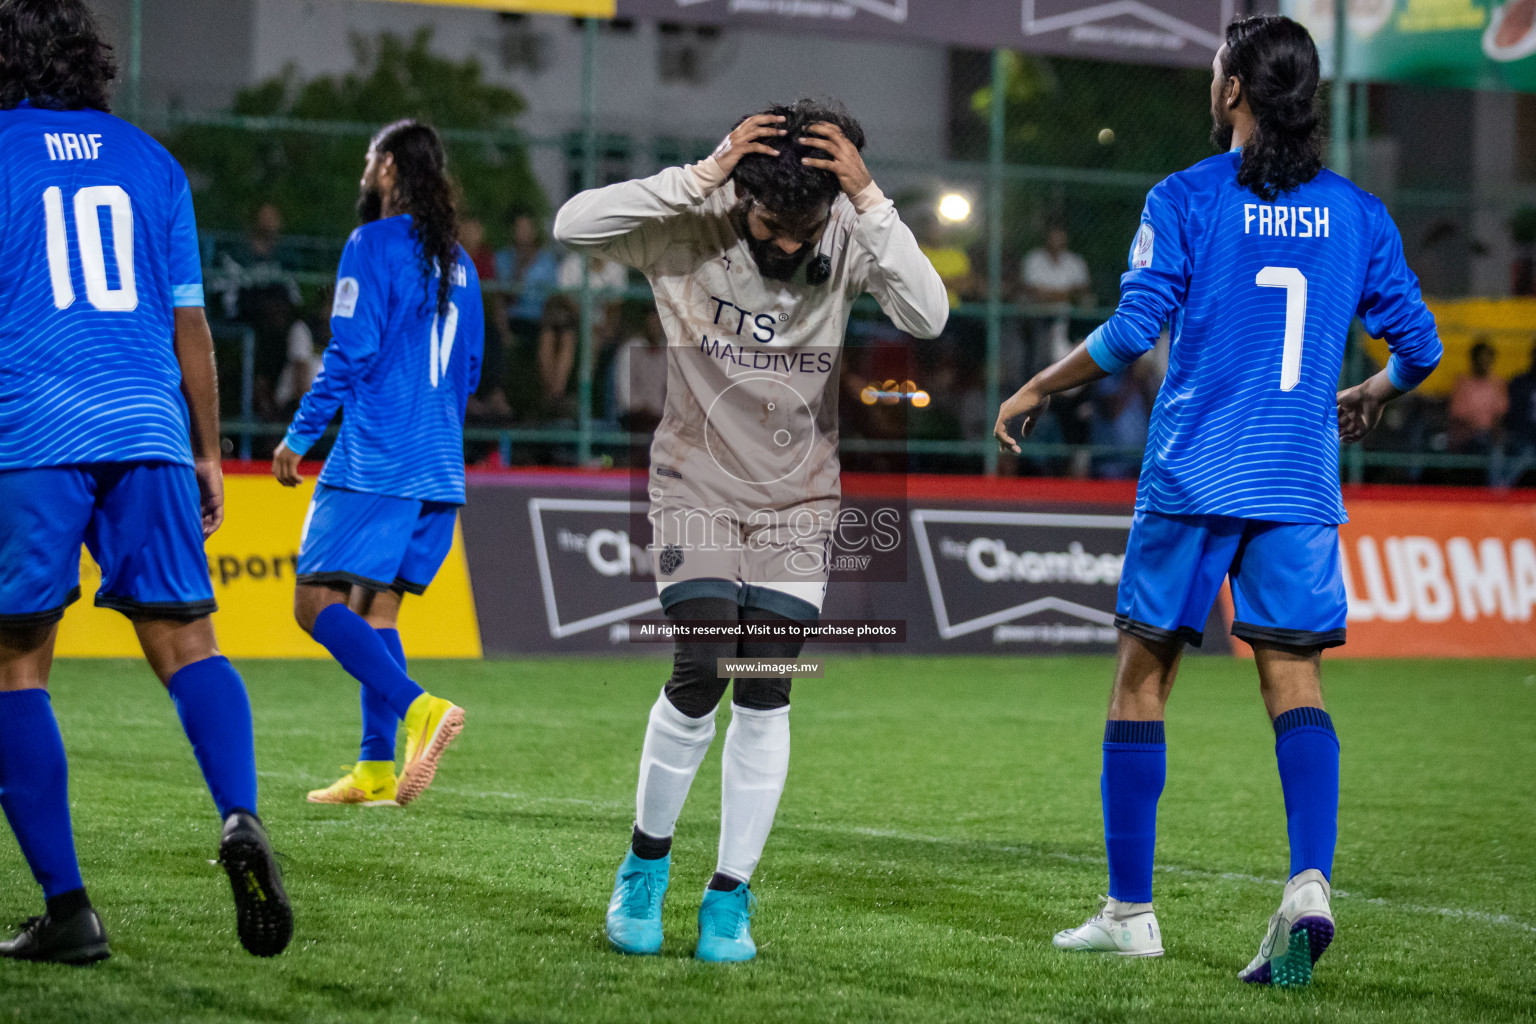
top-left (554, 157), bottom-right (948, 515)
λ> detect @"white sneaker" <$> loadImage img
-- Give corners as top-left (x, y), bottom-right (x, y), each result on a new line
top-left (1238, 868), bottom-right (1335, 987)
top-left (1052, 898), bottom-right (1164, 957)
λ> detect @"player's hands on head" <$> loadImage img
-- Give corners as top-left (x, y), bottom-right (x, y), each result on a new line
top-left (799, 122), bottom-right (873, 198)
top-left (711, 114), bottom-right (786, 178)
top-left (994, 385), bottom-right (1051, 454)
top-left (271, 441), bottom-right (304, 489)
top-left (194, 457), bottom-right (225, 538)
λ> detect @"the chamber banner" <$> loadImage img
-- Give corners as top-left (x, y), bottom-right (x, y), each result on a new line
top-left (53, 471), bottom-right (1535, 659)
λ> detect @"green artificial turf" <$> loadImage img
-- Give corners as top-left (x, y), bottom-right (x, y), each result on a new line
top-left (2, 655), bottom-right (1532, 1023)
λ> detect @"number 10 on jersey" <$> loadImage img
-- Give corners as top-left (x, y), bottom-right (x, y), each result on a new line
top-left (43, 185), bottom-right (138, 312)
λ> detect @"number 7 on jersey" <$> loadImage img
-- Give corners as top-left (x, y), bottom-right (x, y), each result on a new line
top-left (1256, 265), bottom-right (1306, 392)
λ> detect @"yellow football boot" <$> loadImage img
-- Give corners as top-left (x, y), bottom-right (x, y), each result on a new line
top-left (396, 694), bottom-right (465, 806)
top-left (306, 760), bottom-right (399, 806)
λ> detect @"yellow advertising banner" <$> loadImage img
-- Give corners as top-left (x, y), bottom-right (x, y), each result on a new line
top-left (363, 0), bottom-right (615, 15)
top-left (1363, 297), bottom-right (1536, 397)
top-left (54, 475), bottom-right (482, 659)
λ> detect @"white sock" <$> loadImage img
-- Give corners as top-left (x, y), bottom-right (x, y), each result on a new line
top-left (716, 703), bottom-right (790, 884)
top-left (634, 690), bottom-right (716, 840)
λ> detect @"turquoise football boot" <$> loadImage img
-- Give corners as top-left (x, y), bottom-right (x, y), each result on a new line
top-left (695, 883), bottom-right (757, 962)
top-left (605, 850), bottom-right (669, 955)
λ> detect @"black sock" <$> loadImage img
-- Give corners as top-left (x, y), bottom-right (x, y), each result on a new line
top-left (708, 872), bottom-right (746, 892)
top-left (631, 825), bottom-right (672, 860)
top-left (45, 887), bottom-right (91, 921)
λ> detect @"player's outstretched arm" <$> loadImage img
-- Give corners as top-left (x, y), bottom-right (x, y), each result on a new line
top-left (813, 122), bottom-right (948, 340)
top-left (174, 306), bottom-right (225, 537)
top-left (552, 115), bottom-right (786, 265)
top-left (994, 341), bottom-right (1109, 453)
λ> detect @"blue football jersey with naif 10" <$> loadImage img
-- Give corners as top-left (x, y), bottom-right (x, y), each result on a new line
top-left (1086, 149), bottom-right (1442, 524)
top-left (0, 100), bottom-right (206, 470)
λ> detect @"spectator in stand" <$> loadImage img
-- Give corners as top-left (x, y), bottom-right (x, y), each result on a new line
top-left (1447, 339), bottom-right (1508, 454)
top-left (551, 251), bottom-right (629, 414)
top-left (460, 216), bottom-right (512, 420)
top-left (612, 309), bottom-right (668, 435)
top-left (537, 295), bottom-right (580, 421)
top-left (1022, 219), bottom-right (1094, 363)
top-left (211, 203), bottom-right (304, 421)
top-left (213, 201), bottom-right (301, 319)
top-left (274, 287), bottom-right (327, 416)
top-left (496, 212), bottom-right (560, 417)
top-left (557, 249), bottom-right (629, 342)
top-left (1497, 339), bottom-right (1536, 486)
top-left (496, 212), bottom-right (560, 335)
top-left (1023, 221), bottom-right (1095, 476)
top-left (1090, 362), bottom-right (1153, 479)
top-left (916, 214), bottom-right (978, 311)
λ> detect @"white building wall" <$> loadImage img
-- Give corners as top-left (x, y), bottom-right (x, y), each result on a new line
top-left (246, 0), bottom-right (949, 205)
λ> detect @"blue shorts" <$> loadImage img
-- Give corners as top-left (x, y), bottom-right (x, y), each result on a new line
top-left (297, 484), bottom-right (458, 595)
top-left (0, 462), bottom-right (215, 625)
top-left (1116, 510), bottom-right (1348, 650)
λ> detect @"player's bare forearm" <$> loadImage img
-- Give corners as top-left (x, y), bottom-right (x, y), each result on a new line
top-left (173, 306), bottom-right (226, 535)
top-left (1029, 341), bottom-right (1111, 398)
top-left (1336, 368), bottom-right (1405, 444)
top-left (174, 307), bottom-right (221, 460)
top-left (993, 342), bottom-right (1109, 453)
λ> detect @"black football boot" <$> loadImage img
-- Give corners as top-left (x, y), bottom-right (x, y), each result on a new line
top-left (0, 903), bottom-right (110, 966)
top-left (218, 810), bottom-right (293, 957)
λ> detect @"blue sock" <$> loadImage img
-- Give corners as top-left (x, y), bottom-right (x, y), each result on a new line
top-left (168, 656), bottom-right (259, 819)
top-left (312, 604), bottom-right (424, 719)
top-left (1101, 720), bottom-right (1166, 904)
top-left (1274, 706), bottom-right (1339, 880)
top-left (360, 629), bottom-right (405, 762)
top-left (0, 690), bottom-right (85, 899)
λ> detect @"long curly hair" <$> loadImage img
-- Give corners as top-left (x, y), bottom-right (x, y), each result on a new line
top-left (730, 98), bottom-right (866, 221)
top-left (0, 0), bottom-right (116, 112)
top-left (372, 119), bottom-right (460, 318)
top-left (1222, 14), bottom-right (1323, 201)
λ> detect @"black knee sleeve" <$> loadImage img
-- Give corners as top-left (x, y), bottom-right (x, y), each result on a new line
top-left (731, 676), bottom-right (792, 711)
top-left (730, 606), bottom-right (804, 710)
top-left (661, 596), bottom-right (734, 719)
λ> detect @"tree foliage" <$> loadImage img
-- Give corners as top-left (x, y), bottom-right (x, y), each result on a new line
top-left (966, 52), bottom-right (1216, 294)
top-left (167, 30), bottom-right (544, 243)
top-left (969, 51), bottom-right (1214, 173)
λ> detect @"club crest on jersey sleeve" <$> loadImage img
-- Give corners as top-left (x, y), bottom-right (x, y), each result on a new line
top-left (334, 276), bottom-right (360, 318)
top-left (1131, 223), bottom-right (1154, 269)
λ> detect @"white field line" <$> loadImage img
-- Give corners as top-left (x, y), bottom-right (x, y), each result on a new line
top-left (823, 824), bottom-right (1536, 936)
top-left (293, 778), bottom-right (1533, 937)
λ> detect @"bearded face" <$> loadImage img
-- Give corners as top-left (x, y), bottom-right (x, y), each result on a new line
top-left (356, 185), bottom-right (384, 225)
top-left (732, 194), bottom-right (829, 283)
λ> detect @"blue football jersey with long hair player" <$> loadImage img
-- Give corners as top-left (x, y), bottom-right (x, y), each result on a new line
top-left (282, 215), bottom-right (483, 504)
top-left (1086, 149), bottom-right (1442, 525)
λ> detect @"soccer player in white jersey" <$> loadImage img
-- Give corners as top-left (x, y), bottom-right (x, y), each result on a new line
top-left (555, 99), bottom-right (947, 961)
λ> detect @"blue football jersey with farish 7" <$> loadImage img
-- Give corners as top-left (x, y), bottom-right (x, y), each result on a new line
top-left (0, 101), bottom-right (205, 470)
top-left (283, 215), bottom-right (483, 504)
top-left (1087, 149), bottom-right (1442, 524)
